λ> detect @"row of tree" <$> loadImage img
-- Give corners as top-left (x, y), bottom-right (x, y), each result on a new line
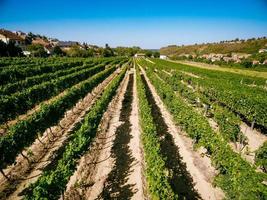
top-left (0, 41), bottom-right (23, 57)
top-left (0, 39), bottom-right (160, 58)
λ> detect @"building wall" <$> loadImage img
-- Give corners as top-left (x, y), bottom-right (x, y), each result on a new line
top-left (160, 55), bottom-right (167, 59)
top-left (0, 34), bottom-right (25, 46)
top-left (0, 34), bottom-right (9, 43)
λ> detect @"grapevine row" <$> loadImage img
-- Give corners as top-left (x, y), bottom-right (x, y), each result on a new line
top-left (0, 60), bottom-right (109, 96)
top-left (151, 59), bottom-right (267, 132)
top-left (0, 61), bottom-right (83, 85)
top-left (0, 66), bottom-right (117, 172)
top-left (138, 61), bottom-right (267, 199)
top-left (136, 65), bottom-right (176, 199)
top-left (0, 63), bottom-right (107, 124)
top-left (153, 58), bottom-right (267, 87)
top-left (23, 66), bottom-right (127, 200)
top-left (152, 65), bottom-right (246, 145)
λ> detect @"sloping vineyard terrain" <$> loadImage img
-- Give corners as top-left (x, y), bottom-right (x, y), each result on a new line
top-left (0, 57), bottom-right (266, 200)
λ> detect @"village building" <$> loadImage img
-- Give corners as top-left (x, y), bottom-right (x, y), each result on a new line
top-left (223, 57), bottom-right (233, 62)
top-left (160, 55), bottom-right (167, 59)
top-left (14, 31), bottom-right (27, 39)
top-left (31, 37), bottom-right (53, 54)
top-left (259, 49), bottom-right (267, 53)
top-left (252, 60), bottom-right (260, 65)
top-left (0, 29), bottom-right (25, 46)
top-left (211, 57), bottom-right (220, 62)
top-left (22, 50), bottom-right (31, 57)
top-left (134, 53), bottom-right (146, 58)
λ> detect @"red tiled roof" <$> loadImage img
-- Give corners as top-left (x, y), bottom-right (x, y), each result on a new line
top-left (0, 29), bottom-right (24, 41)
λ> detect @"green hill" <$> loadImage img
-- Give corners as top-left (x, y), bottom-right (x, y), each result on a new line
top-left (160, 37), bottom-right (267, 56)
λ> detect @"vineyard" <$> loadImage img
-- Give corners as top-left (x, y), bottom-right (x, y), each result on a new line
top-left (0, 57), bottom-right (266, 200)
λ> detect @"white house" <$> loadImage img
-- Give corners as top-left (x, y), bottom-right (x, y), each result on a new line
top-left (23, 51), bottom-right (31, 56)
top-left (160, 55), bottom-right (167, 59)
top-left (0, 29), bottom-right (25, 46)
top-left (134, 53), bottom-right (146, 58)
top-left (259, 49), bottom-right (267, 53)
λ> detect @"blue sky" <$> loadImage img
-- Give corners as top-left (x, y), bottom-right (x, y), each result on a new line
top-left (1, 0), bottom-right (267, 48)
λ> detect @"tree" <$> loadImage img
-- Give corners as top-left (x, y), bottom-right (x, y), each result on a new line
top-left (25, 35), bottom-right (32, 45)
top-left (66, 45), bottom-right (93, 57)
top-left (52, 46), bottom-right (66, 56)
top-left (87, 48), bottom-right (95, 57)
top-left (145, 50), bottom-right (153, 57)
top-left (102, 44), bottom-right (114, 57)
top-left (102, 48), bottom-right (113, 57)
top-left (27, 44), bottom-right (47, 57)
top-left (153, 51), bottom-right (160, 58)
top-left (6, 41), bottom-right (23, 56)
top-left (83, 42), bottom-right (89, 50)
top-left (0, 41), bottom-right (23, 57)
top-left (241, 59), bottom-right (253, 68)
top-left (0, 41), bottom-right (7, 56)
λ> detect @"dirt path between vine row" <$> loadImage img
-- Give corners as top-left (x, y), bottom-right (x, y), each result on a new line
top-left (139, 65), bottom-right (224, 200)
top-left (0, 64), bottom-right (115, 136)
top-left (126, 68), bottom-right (147, 199)
top-left (63, 71), bottom-right (129, 200)
top-left (64, 69), bottom-right (146, 200)
top-left (236, 123), bottom-right (267, 164)
top-left (0, 69), bottom-right (120, 200)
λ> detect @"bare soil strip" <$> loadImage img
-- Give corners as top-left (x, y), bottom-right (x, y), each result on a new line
top-left (0, 69), bottom-right (119, 200)
top-left (125, 68), bottom-right (147, 200)
top-left (140, 66), bottom-right (224, 200)
top-left (99, 69), bottom-right (146, 200)
top-left (64, 69), bottom-right (147, 200)
top-left (98, 73), bottom-right (136, 199)
top-left (63, 71), bottom-right (130, 200)
top-left (240, 123), bottom-right (267, 153)
top-left (233, 123), bottom-right (267, 164)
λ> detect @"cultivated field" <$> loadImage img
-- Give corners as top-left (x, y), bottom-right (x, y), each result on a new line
top-left (0, 57), bottom-right (266, 200)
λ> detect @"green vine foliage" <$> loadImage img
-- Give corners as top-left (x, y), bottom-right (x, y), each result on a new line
top-left (24, 67), bottom-right (127, 200)
top-left (136, 65), bottom-right (176, 200)
top-left (0, 66), bottom-right (117, 171)
top-left (137, 59), bottom-right (267, 200)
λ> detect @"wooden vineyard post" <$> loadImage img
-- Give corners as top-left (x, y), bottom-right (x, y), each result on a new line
top-left (20, 150), bottom-right (30, 163)
top-left (0, 168), bottom-right (10, 181)
top-left (49, 127), bottom-right (56, 137)
top-left (203, 104), bottom-right (209, 116)
top-left (37, 132), bottom-right (46, 147)
top-left (61, 190), bottom-right (65, 200)
top-left (251, 119), bottom-right (255, 130)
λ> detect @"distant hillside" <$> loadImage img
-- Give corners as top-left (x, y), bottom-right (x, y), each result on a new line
top-left (160, 37), bottom-right (267, 57)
